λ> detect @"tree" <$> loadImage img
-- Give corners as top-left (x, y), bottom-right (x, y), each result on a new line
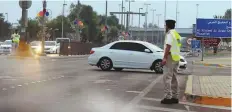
top-left (0, 13), bottom-right (11, 41)
top-left (143, 23), bottom-right (159, 28)
top-left (107, 26), bottom-right (118, 42)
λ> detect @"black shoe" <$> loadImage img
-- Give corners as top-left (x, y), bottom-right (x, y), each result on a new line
top-left (171, 98), bottom-right (179, 104)
top-left (161, 98), bottom-right (173, 104)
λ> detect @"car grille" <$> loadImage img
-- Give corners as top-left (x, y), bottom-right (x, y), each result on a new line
top-left (2, 47), bottom-right (10, 49)
top-left (45, 48), bottom-right (50, 50)
top-left (179, 64), bottom-right (187, 69)
top-left (180, 59), bottom-right (185, 62)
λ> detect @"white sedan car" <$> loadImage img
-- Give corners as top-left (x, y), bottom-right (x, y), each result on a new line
top-left (88, 40), bottom-right (187, 74)
top-left (44, 41), bottom-right (60, 54)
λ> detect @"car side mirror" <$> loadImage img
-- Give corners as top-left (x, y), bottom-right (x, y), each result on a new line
top-left (144, 49), bottom-right (151, 53)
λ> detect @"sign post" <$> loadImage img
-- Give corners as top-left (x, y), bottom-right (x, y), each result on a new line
top-left (196, 18), bottom-right (231, 61)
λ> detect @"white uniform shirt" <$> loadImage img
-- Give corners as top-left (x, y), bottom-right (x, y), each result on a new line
top-left (164, 29), bottom-right (174, 52)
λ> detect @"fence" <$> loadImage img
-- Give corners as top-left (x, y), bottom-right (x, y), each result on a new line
top-left (59, 41), bottom-right (103, 56)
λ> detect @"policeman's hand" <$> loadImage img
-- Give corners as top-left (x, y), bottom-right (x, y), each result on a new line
top-left (161, 58), bottom-right (167, 66)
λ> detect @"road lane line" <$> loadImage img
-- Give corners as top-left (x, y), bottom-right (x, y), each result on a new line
top-left (31, 82), bottom-right (35, 84)
top-left (17, 85), bottom-right (22, 87)
top-left (2, 88), bottom-right (7, 91)
top-left (11, 86), bottom-right (15, 88)
top-left (142, 97), bottom-right (232, 110)
top-left (136, 105), bottom-right (196, 112)
top-left (120, 75), bottom-right (163, 112)
top-left (43, 80), bottom-right (46, 82)
top-left (37, 81), bottom-right (41, 83)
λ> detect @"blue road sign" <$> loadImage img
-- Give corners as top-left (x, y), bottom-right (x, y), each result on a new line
top-left (191, 40), bottom-right (201, 49)
top-left (196, 18), bottom-right (231, 38)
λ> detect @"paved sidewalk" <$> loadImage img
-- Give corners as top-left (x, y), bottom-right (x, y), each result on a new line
top-left (193, 57), bottom-right (231, 67)
top-left (185, 75), bottom-right (232, 107)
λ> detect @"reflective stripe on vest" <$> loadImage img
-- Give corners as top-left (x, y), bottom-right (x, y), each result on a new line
top-left (170, 30), bottom-right (181, 61)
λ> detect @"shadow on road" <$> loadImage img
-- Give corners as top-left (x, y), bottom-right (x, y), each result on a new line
top-left (89, 69), bottom-right (160, 75)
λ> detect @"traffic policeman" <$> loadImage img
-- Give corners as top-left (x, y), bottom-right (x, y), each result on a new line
top-left (11, 29), bottom-right (20, 49)
top-left (161, 19), bottom-right (181, 104)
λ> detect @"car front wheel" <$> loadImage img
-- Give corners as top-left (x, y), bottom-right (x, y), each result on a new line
top-left (99, 58), bottom-right (113, 71)
top-left (153, 60), bottom-right (163, 74)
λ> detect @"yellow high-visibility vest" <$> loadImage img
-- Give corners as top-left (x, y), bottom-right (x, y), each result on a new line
top-left (165, 29), bottom-right (182, 61)
top-left (12, 33), bottom-right (20, 44)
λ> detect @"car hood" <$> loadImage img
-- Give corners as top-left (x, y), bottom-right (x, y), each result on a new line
top-left (45, 46), bottom-right (56, 49)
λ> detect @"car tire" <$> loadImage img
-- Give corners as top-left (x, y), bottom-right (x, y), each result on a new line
top-left (153, 60), bottom-right (163, 74)
top-left (114, 68), bottom-right (123, 71)
top-left (99, 58), bottom-right (113, 71)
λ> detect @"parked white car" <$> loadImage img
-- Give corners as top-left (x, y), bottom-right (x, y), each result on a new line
top-left (0, 40), bottom-right (12, 55)
top-left (44, 41), bottom-right (60, 54)
top-left (88, 40), bottom-right (187, 74)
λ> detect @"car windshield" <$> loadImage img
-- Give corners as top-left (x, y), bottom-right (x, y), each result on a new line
top-left (3, 40), bottom-right (12, 45)
top-left (146, 42), bottom-right (164, 52)
top-left (45, 41), bottom-right (56, 46)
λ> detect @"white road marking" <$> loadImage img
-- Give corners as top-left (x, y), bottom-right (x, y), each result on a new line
top-left (142, 97), bottom-right (232, 110)
top-left (136, 105), bottom-right (196, 112)
top-left (31, 82), bottom-right (35, 84)
top-left (11, 86), bottom-right (15, 88)
top-left (126, 91), bottom-right (143, 94)
top-left (119, 75), bottom-right (163, 112)
top-left (106, 89), bottom-right (111, 91)
top-left (43, 80), bottom-right (46, 82)
top-left (2, 88), bottom-right (7, 91)
top-left (17, 85), bottom-right (22, 87)
top-left (37, 81), bottom-right (41, 83)
top-left (61, 76), bottom-right (64, 77)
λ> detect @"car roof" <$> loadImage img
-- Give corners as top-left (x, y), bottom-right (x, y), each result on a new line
top-left (114, 40), bottom-right (149, 44)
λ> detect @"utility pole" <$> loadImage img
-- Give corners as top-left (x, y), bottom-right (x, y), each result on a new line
top-left (156, 14), bottom-right (161, 45)
top-left (76, 0), bottom-right (80, 41)
top-left (144, 3), bottom-right (151, 41)
top-left (41, 0), bottom-right (47, 55)
top-left (151, 9), bottom-right (155, 43)
top-left (196, 4), bottom-right (199, 18)
top-left (176, 0), bottom-right (178, 28)
top-left (121, 0), bottom-right (123, 31)
top-left (163, 0), bottom-right (167, 46)
top-left (118, 4), bottom-right (121, 24)
top-left (123, 7), bottom-right (126, 28)
top-left (62, 0), bottom-right (67, 38)
top-left (5, 13), bottom-right (8, 22)
top-left (105, 0), bottom-right (108, 43)
top-left (138, 8), bottom-right (143, 39)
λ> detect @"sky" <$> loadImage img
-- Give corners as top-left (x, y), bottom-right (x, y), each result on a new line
top-left (0, 0), bottom-right (231, 28)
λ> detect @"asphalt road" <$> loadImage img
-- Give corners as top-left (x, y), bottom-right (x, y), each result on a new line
top-left (0, 55), bottom-right (231, 112)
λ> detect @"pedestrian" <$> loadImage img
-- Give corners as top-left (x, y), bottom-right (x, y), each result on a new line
top-left (161, 19), bottom-right (182, 104)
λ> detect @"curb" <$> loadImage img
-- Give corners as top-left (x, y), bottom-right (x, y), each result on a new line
top-left (184, 75), bottom-right (232, 107)
top-left (192, 61), bottom-right (231, 67)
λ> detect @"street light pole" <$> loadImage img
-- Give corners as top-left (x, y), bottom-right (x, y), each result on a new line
top-left (151, 9), bottom-right (155, 43)
top-left (62, 1), bottom-right (67, 38)
top-left (121, 0), bottom-right (123, 31)
top-left (156, 14), bottom-right (161, 45)
top-left (105, 0), bottom-right (108, 43)
top-left (118, 4), bottom-right (121, 24)
top-left (123, 7), bottom-right (126, 28)
top-left (144, 3), bottom-right (151, 41)
top-left (196, 4), bottom-right (199, 18)
top-left (176, 0), bottom-right (178, 28)
top-left (5, 13), bottom-right (8, 22)
top-left (138, 8), bottom-right (143, 39)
